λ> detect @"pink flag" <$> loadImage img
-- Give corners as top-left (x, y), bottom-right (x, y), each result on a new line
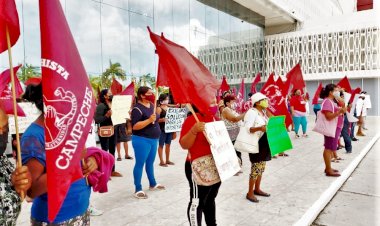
top-left (0, 65), bottom-right (23, 97)
top-left (312, 83), bottom-right (323, 105)
top-left (235, 79), bottom-right (245, 113)
top-left (40, 0), bottom-right (96, 222)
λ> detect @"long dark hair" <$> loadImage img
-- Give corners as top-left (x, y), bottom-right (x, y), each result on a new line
top-left (137, 86), bottom-right (151, 101)
top-left (23, 83), bottom-right (43, 112)
top-left (99, 89), bottom-right (108, 104)
top-left (157, 93), bottom-right (168, 106)
top-left (320, 84), bottom-right (336, 99)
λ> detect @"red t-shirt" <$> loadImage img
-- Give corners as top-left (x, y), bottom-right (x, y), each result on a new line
top-left (290, 96), bottom-right (307, 112)
top-left (180, 113), bottom-right (214, 162)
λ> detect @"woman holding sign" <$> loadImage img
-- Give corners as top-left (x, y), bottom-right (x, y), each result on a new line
top-left (156, 93), bottom-right (175, 167)
top-left (180, 100), bottom-right (221, 226)
top-left (244, 93), bottom-right (272, 203)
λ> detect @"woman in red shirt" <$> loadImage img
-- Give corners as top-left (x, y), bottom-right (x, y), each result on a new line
top-left (290, 89), bottom-right (308, 138)
top-left (180, 101), bottom-right (220, 226)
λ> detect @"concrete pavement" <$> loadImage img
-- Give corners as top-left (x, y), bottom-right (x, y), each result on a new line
top-left (16, 116), bottom-right (380, 226)
top-left (312, 139), bottom-right (380, 226)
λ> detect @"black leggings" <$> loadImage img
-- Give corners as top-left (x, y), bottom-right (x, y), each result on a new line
top-left (185, 161), bottom-right (221, 226)
top-left (99, 134), bottom-right (116, 171)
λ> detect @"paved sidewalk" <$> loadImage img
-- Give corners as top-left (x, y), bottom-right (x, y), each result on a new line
top-left (17, 116), bottom-right (380, 226)
top-left (312, 139), bottom-right (380, 226)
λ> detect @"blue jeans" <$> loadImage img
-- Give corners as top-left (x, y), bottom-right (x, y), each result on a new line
top-left (342, 115), bottom-right (352, 152)
top-left (293, 116), bottom-right (307, 135)
top-left (132, 135), bottom-right (158, 192)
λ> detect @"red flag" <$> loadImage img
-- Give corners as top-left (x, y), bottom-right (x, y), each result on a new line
top-left (261, 73), bottom-right (292, 128)
top-left (120, 81), bottom-right (135, 96)
top-left (250, 73), bottom-right (261, 94)
top-left (25, 77), bottom-right (42, 86)
top-left (0, 98), bottom-right (25, 116)
top-left (220, 76), bottom-right (230, 93)
top-left (336, 76), bottom-right (352, 93)
top-left (312, 83), bottom-right (323, 105)
top-left (349, 87), bottom-right (362, 104)
top-left (110, 78), bottom-right (123, 95)
top-left (284, 64), bottom-right (306, 96)
top-left (0, 65), bottom-right (23, 97)
top-left (40, 0), bottom-right (96, 222)
top-left (0, 0), bottom-right (20, 53)
top-left (148, 27), bottom-right (219, 113)
top-left (235, 79), bottom-right (245, 113)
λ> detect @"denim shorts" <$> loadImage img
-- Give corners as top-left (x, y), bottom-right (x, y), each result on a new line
top-left (159, 132), bottom-right (173, 147)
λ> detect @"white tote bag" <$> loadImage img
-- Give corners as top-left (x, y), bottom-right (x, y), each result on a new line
top-left (234, 109), bottom-right (262, 154)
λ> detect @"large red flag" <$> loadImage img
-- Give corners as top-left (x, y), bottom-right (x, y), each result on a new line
top-left (235, 79), bottom-right (245, 113)
top-left (110, 77), bottom-right (123, 95)
top-left (0, 64), bottom-right (23, 97)
top-left (284, 63), bottom-right (306, 96)
top-left (261, 73), bottom-right (292, 128)
top-left (312, 82), bottom-right (323, 105)
top-left (0, 98), bottom-right (25, 116)
top-left (336, 76), bottom-right (352, 93)
top-left (148, 28), bottom-right (219, 113)
top-left (120, 81), bottom-right (135, 96)
top-left (0, 0), bottom-right (20, 53)
top-left (40, 0), bottom-right (96, 222)
top-left (250, 73), bottom-right (261, 94)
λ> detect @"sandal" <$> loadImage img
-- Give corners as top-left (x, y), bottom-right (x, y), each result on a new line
top-left (149, 184), bottom-right (165, 191)
top-left (134, 191), bottom-right (148, 199)
top-left (336, 157), bottom-right (344, 161)
top-left (246, 194), bottom-right (259, 203)
top-left (117, 157), bottom-right (122, 161)
top-left (254, 191), bottom-right (271, 197)
top-left (125, 156), bottom-right (133, 160)
top-left (159, 163), bottom-right (168, 167)
top-left (331, 158), bottom-right (340, 163)
top-left (166, 161), bottom-right (175, 165)
top-left (279, 153), bottom-right (289, 157)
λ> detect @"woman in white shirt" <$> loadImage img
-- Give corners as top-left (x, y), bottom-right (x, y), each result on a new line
top-left (244, 93), bottom-right (272, 203)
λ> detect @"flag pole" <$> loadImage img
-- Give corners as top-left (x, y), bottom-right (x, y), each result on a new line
top-left (6, 25), bottom-right (24, 200)
top-left (185, 103), bottom-right (211, 145)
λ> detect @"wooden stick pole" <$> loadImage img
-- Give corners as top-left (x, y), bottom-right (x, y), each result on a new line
top-left (6, 25), bottom-right (24, 201)
top-left (185, 103), bottom-right (211, 145)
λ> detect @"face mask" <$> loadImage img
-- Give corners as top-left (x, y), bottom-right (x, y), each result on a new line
top-left (259, 99), bottom-right (269, 108)
top-left (161, 100), bottom-right (169, 105)
top-left (144, 94), bottom-right (156, 103)
top-left (208, 106), bottom-right (218, 115)
top-left (0, 131), bottom-right (8, 156)
top-left (333, 91), bottom-right (340, 98)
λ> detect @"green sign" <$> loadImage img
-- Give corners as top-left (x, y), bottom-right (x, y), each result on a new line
top-left (267, 116), bottom-right (293, 156)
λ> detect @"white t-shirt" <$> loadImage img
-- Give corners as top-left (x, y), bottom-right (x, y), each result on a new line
top-left (85, 121), bottom-right (97, 148)
top-left (243, 108), bottom-right (268, 133)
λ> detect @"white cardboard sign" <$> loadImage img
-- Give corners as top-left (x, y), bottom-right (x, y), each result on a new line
top-left (111, 95), bottom-right (133, 125)
top-left (164, 108), bottom-right (187, 133)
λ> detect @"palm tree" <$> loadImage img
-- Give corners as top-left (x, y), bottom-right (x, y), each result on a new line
top-left (101, 60), bottom-right (126, 88)
top-left (18, 64), bottom-right (41, 82)
top-left (89, 75), bottom-right (102, 99)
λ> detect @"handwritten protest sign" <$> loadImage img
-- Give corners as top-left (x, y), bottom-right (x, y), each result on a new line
top-left (111, 95), bottom-right (132, 125)
top-left (204, 121), bottom-right (240, 182)
top-left (266, 116), bottom-right (293, 156)
top-left (164, 107), bottom-right (187, 132)
top-left (8, 102), bottom-right (41, 134)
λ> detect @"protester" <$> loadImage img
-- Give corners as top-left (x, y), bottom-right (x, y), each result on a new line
top-left (21, 83), bottom-right (98, 225)
top-left (221, 95), bottom-right (245, 171)
top-left (0, 105), bottom-right (32, 225)
top-left (180, 99), bottom-right (221, 226)
top-left (115, 121), bottom-right (133, 161)
top-left (319, 84), bottom-right (346, 177)
top-left (290, 89), bottom-right (308, 138)
top-left (313, 97), bottom-right (323, 120)
top-left (218, 90), bottom-right (231, 114)
top-left (244, 93), bottom-right (272, 203)
top-left (131, 86), bottom-right (165, 199)
top-left (95, 88), bottom-right (122, 177)
top-left (157, 93), bottom-right (175, 167)
top-left (338, 92), bottom-right (352, 154)
top-left (355, 93), bottom-right (367, 136)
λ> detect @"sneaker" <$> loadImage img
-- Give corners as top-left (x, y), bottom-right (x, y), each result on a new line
top-left (351, 137), bottom-right (359, 141)
top-left (89, 205), bottom-right (104, 216)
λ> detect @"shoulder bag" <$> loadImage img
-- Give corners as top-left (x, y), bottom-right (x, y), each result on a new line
top-left (312, 99), bottom-right (338, 138)
top-left (191, 154), bottom-right (221, 186)
top-left (234, 109), bottom-right (262, 154)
